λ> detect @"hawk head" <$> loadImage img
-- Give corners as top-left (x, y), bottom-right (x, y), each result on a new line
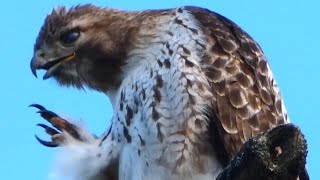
top-left (30, 5), bottom-right (136, 92)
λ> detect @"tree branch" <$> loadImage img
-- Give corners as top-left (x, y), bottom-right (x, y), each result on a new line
top-left (216, 124), bottom-right (308, 180)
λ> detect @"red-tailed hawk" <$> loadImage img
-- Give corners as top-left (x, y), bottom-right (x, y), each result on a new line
top-left (30, 5), bottom-right (307, 180)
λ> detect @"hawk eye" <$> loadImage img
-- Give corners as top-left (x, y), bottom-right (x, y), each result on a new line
top-left (60, 30), bottom-right (80, 45)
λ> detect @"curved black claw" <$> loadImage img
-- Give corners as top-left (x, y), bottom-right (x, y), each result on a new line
top-left (37, 109), bottom-right (59, 120)
top-left (37, 123), bottom-right (59, 136)
top-left (29, 104), bottom-right (46, 110)
top-left (35, 135), bottom-right (58, 147)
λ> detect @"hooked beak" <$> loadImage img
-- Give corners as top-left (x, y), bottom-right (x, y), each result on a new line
top-left (30, 52), bottom-right (75, 80)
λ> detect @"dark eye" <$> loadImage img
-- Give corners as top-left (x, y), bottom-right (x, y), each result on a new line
top-left (60, 30), bottom-right (80, 45)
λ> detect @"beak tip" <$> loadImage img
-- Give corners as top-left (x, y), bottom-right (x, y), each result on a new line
top-left (32, 69), bottom-right (38, 78)
top-left (30, 57), bottom-right (38, 78)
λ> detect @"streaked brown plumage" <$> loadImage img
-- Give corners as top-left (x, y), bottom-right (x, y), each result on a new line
top-left (30, 4), bottom-right (308, 180)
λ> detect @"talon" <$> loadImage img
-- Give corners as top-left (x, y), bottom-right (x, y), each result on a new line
top-left (37, 123), bottom-right (59, 136)
top-left (29, 104), bottom-right (46, 110)
top-left (35, 135), bottom-right (58, 147)
top-left (31, 105), bottom-right (82, 145)
top-left (37, 109), bottom-right (59, 120)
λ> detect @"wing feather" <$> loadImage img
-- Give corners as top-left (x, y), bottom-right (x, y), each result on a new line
top-left (188, 7), bottom-right (288, 159)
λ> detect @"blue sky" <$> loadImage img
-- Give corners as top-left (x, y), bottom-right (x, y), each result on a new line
top-left (0, 0), bottom-right (318, 179)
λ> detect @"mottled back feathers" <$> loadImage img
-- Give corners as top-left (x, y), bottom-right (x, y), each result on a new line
top-left (188, 7), bottom-right (288, 159)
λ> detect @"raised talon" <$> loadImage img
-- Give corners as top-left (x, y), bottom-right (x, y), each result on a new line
top-left (41, 114), bottom-right (81, 140)
top-left (29, 104), bottom-right (46, 110)
top-left (31, 104), bottom-right (82, 147)
top-left (35, 135), bottom-right (58, 147)
top-left (37, 123), bottom-right (59, 136)
top-left (37, 109), bottom-right (59, 120)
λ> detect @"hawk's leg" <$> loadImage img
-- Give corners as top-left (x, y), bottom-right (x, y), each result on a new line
top-left (30, 104), bottom-right (119, 179)
top-left (30, 104), bottom-right (85, 147)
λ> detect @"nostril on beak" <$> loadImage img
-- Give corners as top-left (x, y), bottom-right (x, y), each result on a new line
top-left (39, 52), bottom-right (45, 58)
top-left (36, 49), bottom-right (46, 59)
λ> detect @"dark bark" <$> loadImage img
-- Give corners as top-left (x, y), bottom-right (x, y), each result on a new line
top-left (216, 124), bottom-right (308, 180)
